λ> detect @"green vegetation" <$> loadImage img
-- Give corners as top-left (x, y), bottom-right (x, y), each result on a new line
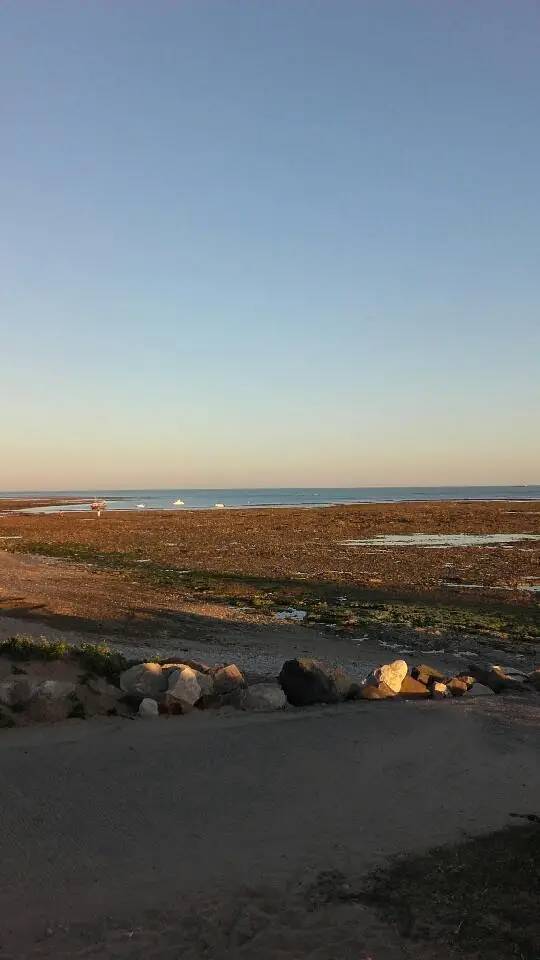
top-left (4, 539), bottom-right (539, 642)
top-left (358, 822), bottom-right (540, 959)
top-left (0, 635), bottom-right (131, 682)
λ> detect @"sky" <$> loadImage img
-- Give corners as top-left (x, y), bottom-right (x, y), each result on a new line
top-left (1, 0), bottom-right (539, 490)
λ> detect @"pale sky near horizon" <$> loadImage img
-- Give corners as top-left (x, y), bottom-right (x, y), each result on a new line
top-left (1, 1), bottom-right (539, 490)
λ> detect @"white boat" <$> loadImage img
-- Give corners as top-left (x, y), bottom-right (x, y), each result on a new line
top-left (214, 503), bottom-right (225, 509)
top-left (173, 499), bottom-right (185, 505)
top-left (136, 504), bottom-right (145, 509)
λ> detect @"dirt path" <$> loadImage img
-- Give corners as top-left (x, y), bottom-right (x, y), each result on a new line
top-left (0, 697), bottom-right (538, 958)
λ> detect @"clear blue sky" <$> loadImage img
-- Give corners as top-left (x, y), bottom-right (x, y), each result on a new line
top-left (2, 0), bottom-right (539, 489)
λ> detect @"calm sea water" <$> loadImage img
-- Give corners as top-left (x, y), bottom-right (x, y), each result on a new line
top-left (2, 486), bottom-right (540, 513)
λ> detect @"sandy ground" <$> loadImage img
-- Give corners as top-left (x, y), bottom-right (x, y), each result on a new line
top-left (1, 696), bottom-right (539, 959)
top-left (1, 551), bottom-right (537, 680)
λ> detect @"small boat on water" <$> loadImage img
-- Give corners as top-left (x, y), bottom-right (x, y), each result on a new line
top-left (136, 504), bottom-right (146, 509)
top-left (214, 503), bottom-right (225, 509)
top-left (173, 499), bottom-right (185, 505)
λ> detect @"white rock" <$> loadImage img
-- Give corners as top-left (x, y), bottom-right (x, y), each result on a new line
top-left (120, 662), bottom-right (167, 698)
top-left (138, 697), bottom-right (159, 718)
top-left (37, 680), bottom-right (76, 699)
top-left (368, 660), bottom-right (408, 694)
top-left (0, 677), bottom-right (38, 708)
top-left (167, 666), bottom-right (202, 707)
top-left (241, 683), bottom-right (287, 712)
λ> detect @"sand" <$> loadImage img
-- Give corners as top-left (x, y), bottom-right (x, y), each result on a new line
top-left (1, 696), bottom-right (539, 959)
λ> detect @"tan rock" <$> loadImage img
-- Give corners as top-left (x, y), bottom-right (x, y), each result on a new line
top-left (363, 660), bottom-right (407, 696)
top-left (447, 678), bottom-right (470, 697)
top-left (138, 697), bottom-right (159, 718)
top-left (120, 662), bottom-right (167, 698)
top-left (167, 666), bottom-right (202, 707)
top-left (359, 681), bottom-right (396, 700)
top-left (432, 682), bottom-right (449, 699)
top-left (399, 676), bottom-right (431, 698)
top-left (212, 664), bottom-right (246, 695)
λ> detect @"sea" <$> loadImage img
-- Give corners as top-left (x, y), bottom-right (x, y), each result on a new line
top-left (2, 485), bottom-right (540, 513)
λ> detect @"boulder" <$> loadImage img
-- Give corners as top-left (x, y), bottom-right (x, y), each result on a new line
top-left (411, 664), bottom-right (445, 687)
top-left (26, 695), bottom-right (72, 723)
top-left (138, 697), bottom-right (159, 718)
top-left (358, 681), bottom-right (396, 700)
top-left (37, 679), bottom-right (76, 699)
top-left (0, 677), bottom-right (38, 708)
top-left (212, 664), bottom-right (246, 695)
top-left (363, 660), bottom-right (408, 696)
top-left (399, 675), bottom-right (431, 698)
top-left (161, 659), bottom-right (213, 675)
top-left (468, 663), bottom-right (526, 694)
top-left (167, 666), bottom-right (202, 711)
top-left (278, 658), bottom-right (361, 706)
top-left (527, 669), bottom-right (540, 692)
top-left (446, 678), bottom-right (470, 697)
top-left (120, 662), bottom-right (167, 698)
top-left (239, 683), bottom-right (287, 712)
top-left (432, 682), bottom-right (449, 699)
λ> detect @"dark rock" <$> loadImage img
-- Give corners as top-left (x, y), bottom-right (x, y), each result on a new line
top-left (468, 663), bottom-right (527, 694)
top-left (278, 658), bottom-right (361, 706)
top-left (411, 664), bottom-right (445, 687)
top-left (526, 669), bottom-right (540, 692)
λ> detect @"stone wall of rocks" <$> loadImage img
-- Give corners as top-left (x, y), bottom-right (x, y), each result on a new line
top-left (0, 652), bottom-right (538, 728)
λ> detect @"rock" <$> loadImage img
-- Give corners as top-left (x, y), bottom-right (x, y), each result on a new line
top-left (37, 680), bottom-right (76, 699)
top-left (364, 660), bottom-right (408, 696)
top-left (468, 662), bottom-right (526, 694)
top-left (86, 675), bottom-right (123, 698)
top-left (0, 677), bottom-right (38, 708)
top-left (411, 664), bottom-right (445, 687)
top-left (239, 683), bottom-right (287, 712)
top-left (432, 682), bottom-right (449, 699)
top-left (278, 658), bottom-right (361, 706)
top-left (212, 664), bottom-right (246, 695)
top-left (446, 678), bottom-right (470, 697)
top-left (120, 662), bottom-right (167, 698)
top-left (167, 666), bottom-right (202, 710)
top-left (358, 681), bottom-right (396, 700)
top-left (26, 695), bottom-right (72, 723)
top-left (138, 697), bottom-right (159, 718)
top-left (527, 669), bottom-right (540, 691)
top-left (161, 659), bottom-right (213, 675)
top-left (399, 675), bottom-right (431, 698)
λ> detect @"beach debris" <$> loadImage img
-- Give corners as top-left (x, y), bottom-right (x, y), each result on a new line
top-left (278, 658), bottom-right (361, 706)
top-left (138, 697), bottom-right (159, 718)
top-left (120, 662), bottom-right (168, 698)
